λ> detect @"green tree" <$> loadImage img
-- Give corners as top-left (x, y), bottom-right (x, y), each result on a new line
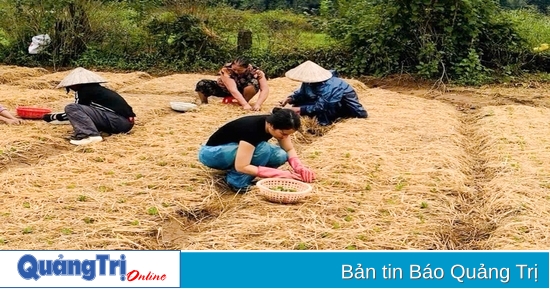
top-left (527, 0), bottom-right (550, 12)
top-left (327, 0), bottom-right (527, 83)
top-left (217, 0), bottom-right (320, 11)
top-left (500, 0), bottom-right (528, 9)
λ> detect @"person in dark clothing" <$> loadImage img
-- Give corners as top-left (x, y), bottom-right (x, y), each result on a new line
top-left (198, 108), bottom-right (315, 193)
top-left (280, 61), bottom-right (368, 126)
top-left (47, 67), bottom-right (136, 145)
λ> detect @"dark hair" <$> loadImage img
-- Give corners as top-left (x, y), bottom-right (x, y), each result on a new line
top-left (232, 56), bottom-right (251, 68)
top-left (266, 107), bottom-right (301, 130)
top-left (66, 83), bottom-right (97, 93)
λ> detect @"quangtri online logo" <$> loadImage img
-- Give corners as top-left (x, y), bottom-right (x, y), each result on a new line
top-left (17, 254), bottom-right (167, 282)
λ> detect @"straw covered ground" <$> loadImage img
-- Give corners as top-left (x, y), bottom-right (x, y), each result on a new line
top-left (1, 65), bottom-right (549, 250)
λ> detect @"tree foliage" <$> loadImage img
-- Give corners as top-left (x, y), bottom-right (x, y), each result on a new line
top-left (0, 0), bottom-right (542, 83)
top-left (526, 0), bottom-right (550, 12)
top-left (216, 0), bottom-right (321, 12)
top-left (325, 0), bottom-right (528, 84)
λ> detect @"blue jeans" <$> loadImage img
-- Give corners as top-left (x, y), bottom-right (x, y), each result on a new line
top-left (198, 142), bottom-right (288, 189)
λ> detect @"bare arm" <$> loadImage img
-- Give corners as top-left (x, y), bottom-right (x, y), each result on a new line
top-left (0, 110), bottom-right (23, 124)
top-left (0, 114), bottom-right (12, 123)
top-left (220, 74), bottom-right (251, 108)
top-left (253, 71), bottom-right (269, 109)
top-left (1, 110), bottom-right (17, 120)
top-left (234, 141), bottom-right (261, 176)
top-left (278, 136), bottom-right (298, 159)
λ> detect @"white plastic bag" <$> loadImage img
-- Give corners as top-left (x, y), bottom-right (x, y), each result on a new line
top-left (28, 34), bottom-right (51, 54)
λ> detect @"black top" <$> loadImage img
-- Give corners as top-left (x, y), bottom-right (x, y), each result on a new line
top-left (75, 83), bottom-right (136, 118)
top-left (206, 115), bottom-right (272, 147)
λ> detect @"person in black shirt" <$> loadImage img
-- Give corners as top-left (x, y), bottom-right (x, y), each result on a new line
top-left (51, 67), bottom-right (136, 145)
top-left (199, 108), bottom-right (315, 192)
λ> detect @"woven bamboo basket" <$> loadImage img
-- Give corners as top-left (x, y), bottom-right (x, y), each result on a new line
top-left (256, 178), bottom-right (312, 204)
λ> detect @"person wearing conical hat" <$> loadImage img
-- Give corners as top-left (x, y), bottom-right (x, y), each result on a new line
top-left (280, 61), bottom-right (368, 126)
top-left (50, 67), bottom-right (136, 145)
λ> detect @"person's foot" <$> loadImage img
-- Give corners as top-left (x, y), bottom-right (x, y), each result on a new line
top-left (226, 179), bottom-right (257, 194)
top-left (69, 136), bottom-right (103, 146)
top-left (227, 184), bottom-right (253, 194)
top-left (43, 113), bottom-right (69, 124)
top-left (49, 120), bottom-right (70, 125)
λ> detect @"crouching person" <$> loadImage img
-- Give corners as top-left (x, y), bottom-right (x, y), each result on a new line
top-left (198, 108), bottom-right (315, 193)
top-left (55, 67), bottom-right (136, 146)
top-left (281, 60), bottom-right (368, 126)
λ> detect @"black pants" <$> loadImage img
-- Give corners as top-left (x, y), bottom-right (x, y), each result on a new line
top-left (195, 79), bottom-right (259, 97)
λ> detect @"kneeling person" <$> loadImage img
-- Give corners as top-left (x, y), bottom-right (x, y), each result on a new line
top-left (198, 108), bottom-right (315, 192)
top-left (281, 61), bottom-right (368, 126)
top-left (54, 67), bottom-right (136, 145)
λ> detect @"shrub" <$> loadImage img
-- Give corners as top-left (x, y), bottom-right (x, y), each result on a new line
top-left (326, 0), bottom-right (530, 84)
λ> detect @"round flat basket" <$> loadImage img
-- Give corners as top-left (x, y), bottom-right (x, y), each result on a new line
top-left (16, 106), bottom-right (51, 119)
top-left (170, 102), bottom-right (197, 112)
top-left (256, 178), bottom-right (312, 204)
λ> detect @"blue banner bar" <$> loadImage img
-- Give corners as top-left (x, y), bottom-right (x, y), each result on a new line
top-left (179, 251), bottom-right (548, 288)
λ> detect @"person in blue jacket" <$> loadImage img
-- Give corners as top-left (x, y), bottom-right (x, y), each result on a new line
top-left (280, 61), bottom-right (368, 126)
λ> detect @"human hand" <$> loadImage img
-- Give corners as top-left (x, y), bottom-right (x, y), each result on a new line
top-left (242, 104), bottom-right (253, 111)
top-left (278, 170), bottom-right (302, 180)
top-left (288, 157), bottom-right (315, 182)
top-left (252, 104), bottom-right (261, 111)
top-left (6, 118), bottom-right (24, 125)
top-left (291, 106), bottom-right (301, 115)
top-left (297, 167), bottom-right (315, 182)
top-left (278, 97), bottom-right (291, 107)
top-left (257, 166), bottom-right (303, 180)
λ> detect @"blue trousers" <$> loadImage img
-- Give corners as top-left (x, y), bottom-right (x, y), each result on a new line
top-left (198, 142), bottom-right (288, 189)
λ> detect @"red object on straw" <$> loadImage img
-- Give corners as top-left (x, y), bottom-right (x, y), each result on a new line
top-left (222, 96), bottom-right (237, 104)
top-left (16, 106), bottom-right (52, 119)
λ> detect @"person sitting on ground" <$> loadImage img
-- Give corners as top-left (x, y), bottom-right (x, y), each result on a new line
top-left (198, 107), bottom-right (315, 193)
top-left (280, 60), bottom-right (368, 126)
top-left (48, 67), bottom-right (136, 146)
top-left (0, 104), bottom-right (23, 125)
top-left (195, 57), bottom-right (269, 111)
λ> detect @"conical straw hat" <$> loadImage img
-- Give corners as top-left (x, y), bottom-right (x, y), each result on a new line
top-left (55, 67), bottom-right (107, 88)
top-left (285, 60), bottom-right (332, 83)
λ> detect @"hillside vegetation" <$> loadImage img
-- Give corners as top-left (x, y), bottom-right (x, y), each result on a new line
top-left (1, 0), bottom-right (550, 84)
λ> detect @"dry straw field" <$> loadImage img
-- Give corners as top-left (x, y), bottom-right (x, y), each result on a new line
top-left (1, 65), bottom-right (549, 250)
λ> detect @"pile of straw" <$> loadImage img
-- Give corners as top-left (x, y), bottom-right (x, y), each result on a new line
top-left (473, 105), bottom-right (550, 249)
top-left (162, 86), bottom-right (471, 250)
top-left (0, 66), bottom-right (49, 85)
top-left (1, 65), bottom-right (549, 250)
